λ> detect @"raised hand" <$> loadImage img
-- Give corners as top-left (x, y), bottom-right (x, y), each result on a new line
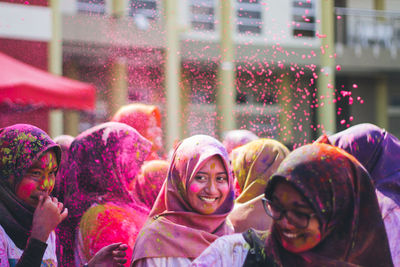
top-left (31, 196), bottom-right (68, 242)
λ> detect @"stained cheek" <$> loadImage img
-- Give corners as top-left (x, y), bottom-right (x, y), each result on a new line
top-left (41, 176), bottom-right (55, 192)
top-left (219, 184), bottom-right (230, 199)
top-left (189, 183), bottom-right (201, 194)
top-left (16, 182), bottom-right (37, 201)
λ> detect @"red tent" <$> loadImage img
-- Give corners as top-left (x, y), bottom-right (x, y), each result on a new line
top-left (0, 52), bottom-right (96, 111)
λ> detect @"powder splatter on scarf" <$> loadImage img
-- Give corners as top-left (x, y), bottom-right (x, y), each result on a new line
top-left (222, 129), bottom-right (259, 154)
top-left (129, 159), bottom-right (169, 209)
top-left (58, 122), bottom-right (151, 266)
top-left (0, 124), bottom-right (60, 249)
top-left (318, 123), bottom-right (400, 207)
top-left (228, 138), bottom-right (289, 232)
top-left (262, 143), bottom-right (393, 267)
top-left (132, 135), bottom-right (234, 263)
top-left (112, 103), bottom-right (162, 160)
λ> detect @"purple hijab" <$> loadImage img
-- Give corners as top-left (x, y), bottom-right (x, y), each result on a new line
top-left (58, 122), bottom-right (152, 266)
top-left (325, 123), bottom-right (400, 206)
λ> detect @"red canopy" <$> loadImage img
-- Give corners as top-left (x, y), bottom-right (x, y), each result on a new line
top-left (0, 52), bottom-right (96, 111)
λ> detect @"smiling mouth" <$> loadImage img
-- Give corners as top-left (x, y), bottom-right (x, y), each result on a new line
top-left (199, 196), bottom-right (219, 203)
top-left (282, 231), bottom-right (301, 239)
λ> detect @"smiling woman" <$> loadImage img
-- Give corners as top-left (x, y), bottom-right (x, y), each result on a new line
top-left (131, 135), bottom-right (235, 267)
top-left (191, 143), bottom-right (394, 267)
top-left (187, 155), bottom-right (230, 215)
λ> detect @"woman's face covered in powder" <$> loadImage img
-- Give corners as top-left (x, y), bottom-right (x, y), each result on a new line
top-left (15, 150), bottom-right (58, 208)
top-left (187, 156), bottom-right (230, 215)
top-left (269, 181), bottom-right (321, 253)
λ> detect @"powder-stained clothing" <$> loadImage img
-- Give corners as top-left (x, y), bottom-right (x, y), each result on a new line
top-left (131, 135), bottom-right (235, 266)
top-left (134, 257), bottom-right (192, 267)
top-left (52, 134), bottom-right (74, 202)
top-left (222, 129), bottom-right (259, 154)
top-left (112, 103), bottom-right (163, 160)
top-left (129, 160), bottom-right (169, 209)
top-left (377, 191), bottom-right (400, 266)
top-left (0, 226), bottom-right (57, 267)
top-left (323, 123), bottom-right (400, 207)
top-left (194, 144), bottom-right (393, 267)
top-left (194, 192), bottom-right (400, 267)
top-left (0, 124), bottom-right (61, 267)
top-left (191, 233), bottom-right (249, 267)
top-left (228, 139), bottom-right (289, 232)
top-left (58, 122), bottom-right (152, 267)
top-left (74, 202), bottom-right (148, 266)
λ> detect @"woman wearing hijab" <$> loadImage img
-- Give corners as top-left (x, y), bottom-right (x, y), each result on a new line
top-left (222, 129), bottom-right (259, 154)
top-left (192, 143), bottom-right (393, 267)
top-left (129, 159), bottom-right (169, 210)
top-left (316, 123), bottom-right (400, 265)
top-left (131, 135), bottom-right (235, 267)
top-left (112, 103), bottom-right (163, 160)
top-left (52, 134), bottom-right (74, 203)
top-left (318, 123), bottom-right (400, 206)
top-left (58, 122), bottom-right (152, 267)
top-left (228, 139), bottom-right (290, 233)
top-left (0, 124), bottom-right (66, 266)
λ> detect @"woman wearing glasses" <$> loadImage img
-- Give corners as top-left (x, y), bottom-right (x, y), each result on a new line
top-left (191, 143), bottom-right (393, 267)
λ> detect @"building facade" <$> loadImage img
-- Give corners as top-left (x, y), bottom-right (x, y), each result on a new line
top-left (60, 0), bottom-right (400, 148)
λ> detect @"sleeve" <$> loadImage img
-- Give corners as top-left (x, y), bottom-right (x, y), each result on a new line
top-left (134, 257), bottom-right (191, 267)
top-left (191, 234), bottom-right (249, 267)
top-left (15, 238), bottom-right (48, 267)
top-left (377, 191), bottom-right (400, 267)
top-left (0, 231), bottom-right (10, 267)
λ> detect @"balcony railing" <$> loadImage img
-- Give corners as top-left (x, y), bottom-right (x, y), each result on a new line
top-left (335, 7), bottom-right (400, 50)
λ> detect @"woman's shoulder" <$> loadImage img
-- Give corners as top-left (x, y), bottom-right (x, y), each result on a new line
top-left (134, 257), bottom-right (192, 267)
top-left (190, 233), bottom-right (250, 267)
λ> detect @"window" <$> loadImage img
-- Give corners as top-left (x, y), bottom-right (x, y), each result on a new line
top-left (237, 0), bottom-right (262, 34)
top-left (77, 0), bottom-right (105, 14)
top-left (292, 0), bottom-right (316, 38)
top-left (190, 0), bottom-right (215, 31)
top-left (130, 0), bottom-right (158, 19)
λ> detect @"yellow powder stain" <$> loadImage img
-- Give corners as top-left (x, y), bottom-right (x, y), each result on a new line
top-left (210, 162), bottom-right (215, 170)
top-left (282, 192), bottom-right (288, 203)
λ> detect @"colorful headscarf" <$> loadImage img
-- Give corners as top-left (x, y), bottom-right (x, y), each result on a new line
top-left (111, 103), bottom-right (162, 159)
top-left (232, 138), bottom-right (290, 203)
top-left (0, 124), bottom-right (61, 249)
top-left (129, 159), bottom-right (169, 209)
top-left (131, 135), bottom-right (235, 263)
top-left (262, 143), bottom-right (393, 266)
top-left (52, 134), bottom-right (74, 202)
top-left (228, 139), bottom-right (289, 232)
top-left (222, 129), bottom-right (259, 154)
top-left (320, 123), bottom-right (400, 207)
top-left (58, 122), bottom-right (152, 266)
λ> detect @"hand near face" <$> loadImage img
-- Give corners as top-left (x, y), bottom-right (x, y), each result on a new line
top-left (88, 243), bottom-right (128, 267)
top-left (30, 196), bottom-right (68, 243)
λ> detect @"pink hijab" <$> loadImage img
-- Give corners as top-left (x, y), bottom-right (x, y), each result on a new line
top-left (131, 135), bottom-right (235, 262)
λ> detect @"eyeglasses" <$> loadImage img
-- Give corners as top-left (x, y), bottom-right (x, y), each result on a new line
top-left (261, 197), bottom-right (316, 229)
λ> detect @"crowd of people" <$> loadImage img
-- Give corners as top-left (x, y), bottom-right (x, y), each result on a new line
top-left (0, 103), bottom-right (399, 267)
